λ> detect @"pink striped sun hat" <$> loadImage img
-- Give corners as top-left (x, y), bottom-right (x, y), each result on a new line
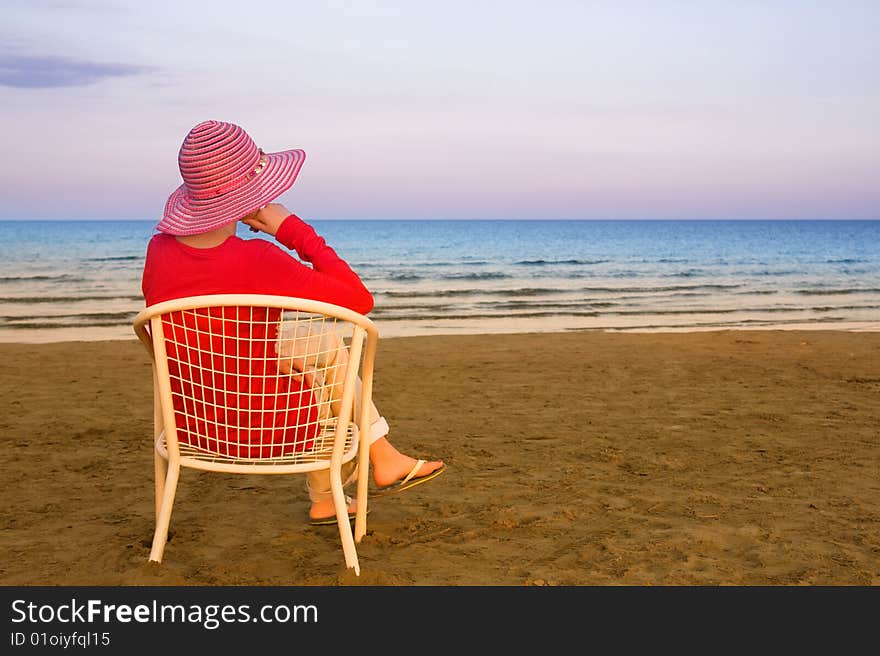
top-left (156, 120), bottom-right (305, 235)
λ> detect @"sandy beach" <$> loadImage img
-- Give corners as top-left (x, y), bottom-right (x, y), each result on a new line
top-left (1, 330), bottom-right (878, 585)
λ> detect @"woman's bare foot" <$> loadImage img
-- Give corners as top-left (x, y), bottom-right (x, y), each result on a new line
top-left (309, 496), bottom-right (357, 523)
top-left (369, 436), bottom-right (444, 488)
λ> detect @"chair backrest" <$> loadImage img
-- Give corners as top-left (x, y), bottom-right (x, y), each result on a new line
top-left (133, 294), bottom-right (378, 474)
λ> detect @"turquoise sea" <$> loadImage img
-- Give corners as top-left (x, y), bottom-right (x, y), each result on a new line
top-left (1, 219), bottom-right (878, 342)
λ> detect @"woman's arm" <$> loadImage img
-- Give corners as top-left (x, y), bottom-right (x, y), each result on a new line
top-left (242, 203), bottom-right (374, 314)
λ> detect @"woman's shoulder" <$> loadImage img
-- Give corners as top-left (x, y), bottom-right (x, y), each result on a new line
top-left (145, 232), bottom-right (295, 265)
top-left (145, 231), bottom-right (173, 253)
top-left (233, 234), bottom-right (297, 258)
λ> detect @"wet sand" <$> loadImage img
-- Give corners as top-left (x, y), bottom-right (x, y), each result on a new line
top-left (1, 330), bottom-right (878, 585)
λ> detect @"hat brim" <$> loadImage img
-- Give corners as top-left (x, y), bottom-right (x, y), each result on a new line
top-left (155, 148), bottom-right (306, 236)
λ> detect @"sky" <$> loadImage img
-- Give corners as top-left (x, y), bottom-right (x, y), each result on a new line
top-left (1, 0), bottom-right (878, 220)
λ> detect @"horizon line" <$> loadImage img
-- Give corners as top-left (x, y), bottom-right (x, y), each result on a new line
top-left (1, 217), bottom-right (879, 223)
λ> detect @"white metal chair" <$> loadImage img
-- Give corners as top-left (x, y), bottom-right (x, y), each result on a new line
top-left (133, 294), bottom-right (378, 575)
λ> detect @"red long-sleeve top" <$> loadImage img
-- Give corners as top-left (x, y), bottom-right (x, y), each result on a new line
top-left (142, 214), bottom-right (373, 312)
top-left (141, 214), bottom-right (373, 458)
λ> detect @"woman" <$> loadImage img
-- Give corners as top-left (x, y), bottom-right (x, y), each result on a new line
top-left (141, 120), bottom-right (444, 525)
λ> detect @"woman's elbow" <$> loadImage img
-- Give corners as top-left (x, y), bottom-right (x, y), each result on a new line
top-left (357, 291), bottom-right (374, 315)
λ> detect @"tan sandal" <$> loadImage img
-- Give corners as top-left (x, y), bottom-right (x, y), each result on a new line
top-left (373, 461), bottom-right (447, 497)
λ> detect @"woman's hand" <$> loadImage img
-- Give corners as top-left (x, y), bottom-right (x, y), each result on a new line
top-left (240, 203), bottom-right (292, 236)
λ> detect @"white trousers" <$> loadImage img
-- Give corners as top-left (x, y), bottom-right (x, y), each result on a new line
top-left (275, 319), bottom-right (388, 502)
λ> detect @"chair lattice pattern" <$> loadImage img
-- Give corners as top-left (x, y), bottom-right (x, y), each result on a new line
top-left (157, 305), bottom-right (360, 467)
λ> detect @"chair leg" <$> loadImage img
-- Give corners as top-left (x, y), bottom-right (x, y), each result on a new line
top-left (331, 468), bottom-right (360, 575)
top-left (149, 460), bottom-right (180, 563)
top-left (154, 450), bottom-right (167, 523)
top-left (354, 433), bottom-right (370, 543)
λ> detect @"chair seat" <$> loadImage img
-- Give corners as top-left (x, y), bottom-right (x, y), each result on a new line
top-left (155, 418), bottom-right (358, 472)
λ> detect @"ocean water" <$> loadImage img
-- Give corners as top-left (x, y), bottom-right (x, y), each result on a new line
top-left (1, 219), bottom-right (878, 342)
